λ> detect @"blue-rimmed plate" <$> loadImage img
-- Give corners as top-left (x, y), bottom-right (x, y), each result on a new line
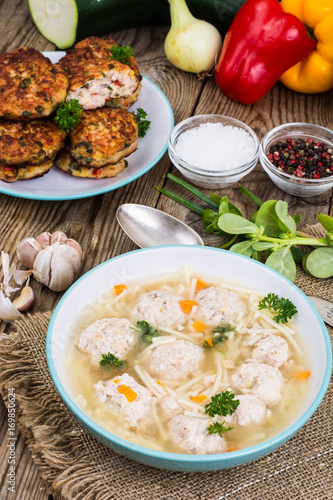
top-left (0, 52), bottom-right (174, 201)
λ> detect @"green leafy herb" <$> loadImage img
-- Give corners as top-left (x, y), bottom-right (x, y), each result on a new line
top-left (22, 110), bottom-right (31, 117)
top-left (54, 99), bottom-right (83, 133)
top-left (133, 108), bottom-right (151, 138)
top-left (203, 325), bottom-right (234, 349)
top-left (205, 391), bottom-right (240, 418)
top-left (22, 78), bottom-right (32, 87)
top-left (110, 45), bottom-right (133, 66)
top-left (207, 421), bottom-right (233, 437)
top-left (258, 293), bottom-right (298, 324)
top-left (99, 352), bottom-right (125, 368)
top-left (35, 105), bottom-right (44, 115)
top-left (131, 320), bottom-right (159, 343)
top-left (81, 83), bottom-right (90, 89)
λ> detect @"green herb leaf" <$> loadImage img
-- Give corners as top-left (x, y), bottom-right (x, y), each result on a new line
top-left (99, 352), bottom-right (125, 368)
top-left (218, 214), bottom-right (259, 236)
top-left (303, 247), bottom-right (333, 278)
top-left (317, 214), bottom-right (333, 234)
top-left (205, 390), bottom-right (240, 418)
top-left (110, 45), bottom-right (133, 66)
top-left (275, 200), bottom-right (297, 235)
top-left (258, 292), bottom-right (298, 324)
top-left (255, 200), bottom-right (282, 238)
top-left (265, 247), bottom-right (296, 282)
top-left (133, 108), bottom-right (151, 138)
top-left (22, 78), bottom-right (32, 87)
top-left (131, 320), bottom-right (159, 343)
top-left (54, 99), bottom-right (83, 133)
top-left (229, 240), bottom-right (254, 257)
top-left (207, 421), bottom-right (233, 437)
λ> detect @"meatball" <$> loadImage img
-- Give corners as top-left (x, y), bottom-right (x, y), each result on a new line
top-left (59, 36), bottom-right (141, 110)
top-left (160, 396), bottom-right (183, 417)
top-left (77, 317), bottom-right (135, 361)
top-left (224, 394), bottom-right (267, 426)
top-left (94, 373), bottom-right (152, 428)
top-left (169, 415), bottom-right (227, 454)
top-left (231, 362), bottom-right (284, 406)
top-left (194, 287), bottom-right (245, 327)
top-left (150, 339), bottom-right (204, 380)
top-left (0, 47), bottom-right (68, 120)
top-left (56, 145), bottom-right (126, 179)
top-left (70, 107), bottom-right (138, 167)
top-left (251, 334), bottom-right (290, 367)
top-left (131, 290), bottom-right (186, 329)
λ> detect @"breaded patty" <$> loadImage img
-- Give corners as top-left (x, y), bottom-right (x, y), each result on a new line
top-left (59, 36), bottom-right (141, 110)
top-left (70, 108), bottom-right (138, 167)
top-left (56, 146), bottom-right (126, 179)
top-left (0, 160), bottom-right (53, 183)
top-left (0, 118), bottom-right (66, 165)
top-left (0, 47), bottom-right (68, 120)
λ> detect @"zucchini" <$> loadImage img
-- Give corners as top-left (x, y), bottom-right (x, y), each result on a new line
top-left (29, 0), bottom-right (246, 49)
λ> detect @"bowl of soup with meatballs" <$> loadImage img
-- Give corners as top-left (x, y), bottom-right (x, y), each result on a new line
top-left (46, 245), bottom-right (332, 472)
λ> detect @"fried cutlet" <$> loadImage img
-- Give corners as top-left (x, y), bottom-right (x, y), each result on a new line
top-left (59, 36), bottom-right (141, 110)
top-left (0, 160), bottom-right (53, 183)
top-left (56, 146), bottom-right (126, 179)
top-left (0, 118), bottom-right (66, 166)
top-left (70, 107), bottom-right (138, 168)
top-left (0, 47), bottom-right (68, 120)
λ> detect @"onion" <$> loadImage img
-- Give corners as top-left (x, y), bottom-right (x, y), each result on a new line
top-left (164, 0), bottom-right (222, 74)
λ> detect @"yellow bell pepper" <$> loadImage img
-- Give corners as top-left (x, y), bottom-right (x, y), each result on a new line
top-left (280, 0), bottom-right (333, 93)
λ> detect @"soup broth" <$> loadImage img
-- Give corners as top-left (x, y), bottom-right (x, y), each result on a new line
top-left (66, 267), bottom-right (311, 454)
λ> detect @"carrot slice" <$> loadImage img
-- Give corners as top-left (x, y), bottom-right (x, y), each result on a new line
top-left (156, 381), bottom-right (163, 386)
top-left (117, 384), bottom-right (137, 402)
top-left (294, 370), bottom-right (311, 380)
top-left (114, 284), bottom-right (127, 295)
top-left (205, 338), bottom-right (214, 347)
top-left (113, 379), bottom-right (120, 384)
top-left (191, 395), bottom-right (206, 403)
top-left (192, 321), bottom-right (206, 332)
top-left (195, 278), bottom-right (207, 290)
top-left (179, 299), bottom-right (197, 313)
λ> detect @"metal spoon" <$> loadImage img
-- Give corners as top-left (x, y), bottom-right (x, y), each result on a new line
top-left (116, 203), bottom-right (204, 248)
top-left (116, 203), bottom-right (333, 327)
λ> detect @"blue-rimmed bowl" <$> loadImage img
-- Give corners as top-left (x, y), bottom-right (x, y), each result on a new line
top-left (46, 246), bottom-right (332, 472)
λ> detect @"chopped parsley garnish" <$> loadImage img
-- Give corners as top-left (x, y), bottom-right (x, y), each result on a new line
top-left (22, 110), bottom-right (31, 117)
top-left (205, 391), bottom-right (240, 418)
top-left (99, 352), bottom-right (125, 368)
top-left (133, 108), bottom-right (151, 138)
top-left (131, 320), bottom-right (159, 344)
top-left (203, 325), bottom-right (234, 349)
top-left (110, 45), bottom-right (133, 66)
top-left (207, 421), bottom-right (233, 437)
top-left (258, 293), bottom-right (297, 324)
top-left (54, 99), bottom-right (83, 133)
top-left (35, 105), bottom-right (44, 114)
top-left (81, 83), bottom-right (90, 89)
top-left (22, 78), bottom-right (32, 87)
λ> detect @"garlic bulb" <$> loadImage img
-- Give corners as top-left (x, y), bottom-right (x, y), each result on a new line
top-left (17, 231), bottom-right (82, 292)
top-left (164, 0), bottom-right (222, 73)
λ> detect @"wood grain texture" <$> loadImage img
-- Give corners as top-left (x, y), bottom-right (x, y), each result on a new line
top-left (0, 0), bottom-right (332, 498)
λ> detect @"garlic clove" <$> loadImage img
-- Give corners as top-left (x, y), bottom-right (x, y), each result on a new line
top-left (33, 246), bottom-right (53, 288)
top-left (48, 245), bottom-right (76, 292)
top-left (17, 237), bottom-right (42, 268)
top-left (0, 290), bottom-right (22, 322)
top-left (36, 232), bottom-right (51, 249)
top-left (12, 269), bottom-right (33, 286)
top-left (66, 238), bottom-right (83, 258)
top-left (12, 286), bottom-right (35, 312)
top-left (51, 231), bottom-right (68, 244)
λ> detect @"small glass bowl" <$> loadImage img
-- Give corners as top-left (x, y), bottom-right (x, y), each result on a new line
top-left (168, 115), bottom-right (260, 189)
top-left (260, 123), bottom-right (333, 198)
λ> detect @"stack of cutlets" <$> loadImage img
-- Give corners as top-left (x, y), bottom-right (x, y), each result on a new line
top-left (0, 47), bottom-right (68, 182)
top-left (56, 36), bottom-right (141, 179)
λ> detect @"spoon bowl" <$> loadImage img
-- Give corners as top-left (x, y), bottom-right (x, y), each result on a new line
top-left (116, 204), bottom-right (204, 248)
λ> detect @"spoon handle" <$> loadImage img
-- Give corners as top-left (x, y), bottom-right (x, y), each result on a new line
top-left (307, 295), bottom-right (333, 327)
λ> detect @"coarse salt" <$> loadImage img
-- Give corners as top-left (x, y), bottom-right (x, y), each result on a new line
top-left (175, 122), bottom-right (256, 171)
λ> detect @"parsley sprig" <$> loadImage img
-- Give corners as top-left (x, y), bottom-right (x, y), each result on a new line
top-left (203, 325), bottom-right (235, 349)
top-left (207, 421), bottom-right (233, 437)
top-left (133, 108), bottom-right (151, 138)
top-left (131, 320), bottom-right (159, 344)
top-left (99, 352), bottom-right (125, 368)
top-left (258, 293), bottom-right (297, 324)
top-left (205, 390), bottom-right (240, 438)
top-left (110, 45), bottom-right (133, 66)
top-left (54, 99), bottom-right (83, 133)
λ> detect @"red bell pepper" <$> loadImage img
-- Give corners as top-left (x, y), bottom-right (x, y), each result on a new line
top-left (215, 0), bottom-right (316, 104)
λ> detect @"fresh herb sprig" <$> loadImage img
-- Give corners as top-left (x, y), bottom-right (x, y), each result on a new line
top-left (156, 174), bottom-right (333, 281)
top-left (99, 352), bottom-right (125, 368)
top-left (131, 320), bottom-right (159, 343)
top-left (203, 325), bottom-right (235, 349)
top-left (110, 45), bottom-right (133, 66)
top-left (205, 390), bottom-right (240, 418)
top-left (54, 99), bottom-right (82, 133)
top-left (133, 108), bottom-right (151, 138)
top-left (207, 421), bottom-right (233, 437)
top-left (258, 293), bottom-right (298, 324)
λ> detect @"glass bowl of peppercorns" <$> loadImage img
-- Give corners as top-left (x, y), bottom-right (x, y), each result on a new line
top-left (260, 123), bottom-right (333, 197)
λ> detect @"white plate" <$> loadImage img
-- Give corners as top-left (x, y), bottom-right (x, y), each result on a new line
top-left (0, 52), bottom-right (174, 200)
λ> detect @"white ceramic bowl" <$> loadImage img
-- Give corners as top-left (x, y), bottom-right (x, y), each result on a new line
top-left (168, 115), bottom-right (260, 188)
top-left (47, 246), bottom-right (331, 472)
top-left (260, 123), bottom-right (333, 197)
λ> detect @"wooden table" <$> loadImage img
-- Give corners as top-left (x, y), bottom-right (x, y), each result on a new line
top-left (0, 2), bottom-right (332, 498)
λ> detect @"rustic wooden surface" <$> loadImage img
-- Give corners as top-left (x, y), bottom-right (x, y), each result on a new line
top-left (0, 1), bottom-right (332, 498)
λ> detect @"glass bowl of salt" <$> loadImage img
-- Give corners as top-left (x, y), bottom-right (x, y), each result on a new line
top-left (168, 115), bottom-right (260, 188)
